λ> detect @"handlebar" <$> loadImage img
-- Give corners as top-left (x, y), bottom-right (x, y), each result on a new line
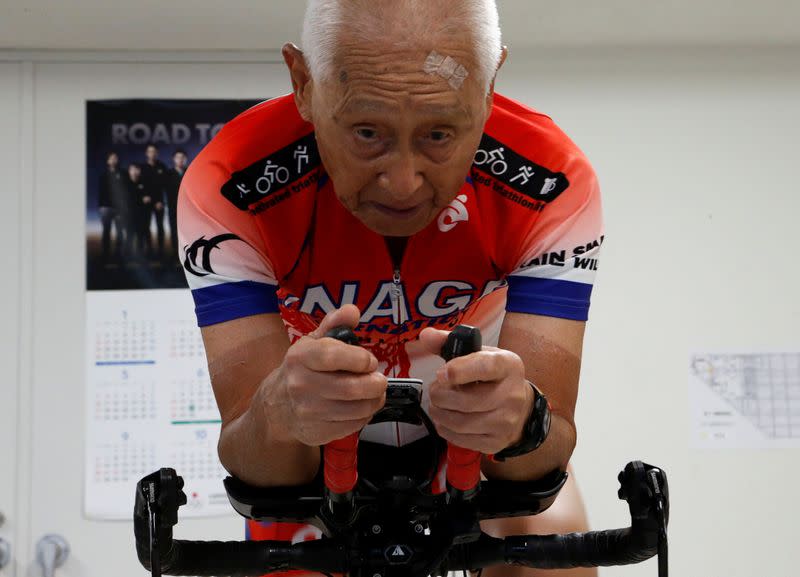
top-left (134, 324), bottom-right (669, 577)
top-left (134, 461), bottom-right (669, 577)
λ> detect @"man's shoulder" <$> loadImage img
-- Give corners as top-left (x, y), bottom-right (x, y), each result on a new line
top-left (471, 93), bottom-right (597, 209)
top-left (182, 94), bottom-right (321, 214)
top-left (200, 94), bottom-right (313, 166)
top-left (487, 93), bottom-right (591, 175)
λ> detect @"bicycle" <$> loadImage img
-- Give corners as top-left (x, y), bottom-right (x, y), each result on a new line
top-left (134, 326), bottom-right (669, 577)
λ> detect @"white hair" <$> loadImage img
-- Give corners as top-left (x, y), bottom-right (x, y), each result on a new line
top-left (302, 0), bottom-right (503, 92)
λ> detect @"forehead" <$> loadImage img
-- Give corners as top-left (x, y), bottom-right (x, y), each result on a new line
top-left (338, 95), bottom-right (472, 121)
top-left (323, 37), bottom-right (483, 119)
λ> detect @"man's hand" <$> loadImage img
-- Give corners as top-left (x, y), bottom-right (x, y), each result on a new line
top-left (268, 305), bottom-right (387, 447)
top-left (418, 327), bottom-right (534, 455)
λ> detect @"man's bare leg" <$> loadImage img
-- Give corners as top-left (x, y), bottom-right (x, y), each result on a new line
top-left (479, 464), bottom-right (597, 577)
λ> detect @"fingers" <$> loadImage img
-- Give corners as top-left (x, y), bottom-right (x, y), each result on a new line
top-left (432, 407), bottom-right (523, 455)
top-left (429, 404), bottom-right (512, 436)
top-left (429, 349), bottom-right (523, 413)
top-left (311, 304), bottom-right (362, 339)
top-left (299, 396), bottom-right (387, 423)
top-left (283, 369), bottom-right (387, 446)
top-left (426, 343), bottom-right (530, 454)
top-left (417, 327), bottom-right (451, 356)
top-left (294, 418), bottom-right (376, 447)
top-left (292, 337), bottom-right (378, 373)
top-left (434, 424), bottom-right (499, 455)
top-left (316, 371), bottom-right (388, 402)
top-left (438, 348), bottom-right (522, 386)
top-left (296, 306), bottom-right (377, 373)
top-left (429, 380), bottom-right (500, 412)
top-left (274, 305), bottom-right (392, 447)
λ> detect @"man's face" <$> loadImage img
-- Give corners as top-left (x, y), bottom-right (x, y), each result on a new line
top-left (145, 146), bottom-right (158, 163)
top-left (305, 38), bottom-right (491, 237)
top-left (173, 152), bottom-right (188, 170)
top-left (107, 153), bottom-right (119, 169)
top-left (129, 165), bottom-right (141, 181)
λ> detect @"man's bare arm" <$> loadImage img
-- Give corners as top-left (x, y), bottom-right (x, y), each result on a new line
top-left (201, 306), bottom-right (386, 488)
top-left (202, 313), bottom-right (319, 487)
top-left (480, 312), bottom-right (585, 481)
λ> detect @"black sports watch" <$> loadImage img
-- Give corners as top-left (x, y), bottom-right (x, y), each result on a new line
top-left (493, 381), bottom-right (551, 462)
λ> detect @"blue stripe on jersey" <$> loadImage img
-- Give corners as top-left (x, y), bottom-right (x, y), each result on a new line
top-left (506, 276), bottom-right (593, 321)
top-left (192, 281), bottom-right (280, 327)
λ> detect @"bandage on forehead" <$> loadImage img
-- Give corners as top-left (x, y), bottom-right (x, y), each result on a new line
top-left (424, 51), bottom-right (469, 90)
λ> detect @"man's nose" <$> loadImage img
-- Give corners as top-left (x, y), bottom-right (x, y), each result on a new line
top-left (377, 149), bottom-right (423, 202)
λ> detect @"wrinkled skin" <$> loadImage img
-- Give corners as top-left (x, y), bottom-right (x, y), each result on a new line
top-left (284, 34), bottom-right (505, 237)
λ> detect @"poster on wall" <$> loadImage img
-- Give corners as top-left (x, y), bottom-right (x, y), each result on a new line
top-left (690, 351), bottom-right (800, 448)
top-left (85, 99), bottom-right (261, 520)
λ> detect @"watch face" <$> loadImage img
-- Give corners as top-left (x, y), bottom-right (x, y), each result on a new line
top-left (532, 391), bottom-right (551, 448)
top-left (540, 407), bottom-right (551, 439)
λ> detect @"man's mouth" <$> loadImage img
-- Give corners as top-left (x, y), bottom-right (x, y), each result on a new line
top-left (370, 202), bottom-right (425, 219)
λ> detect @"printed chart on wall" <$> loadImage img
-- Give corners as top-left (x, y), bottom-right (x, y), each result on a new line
top-left (690, 351), bottom-right (800, 449)
top-left (85, 99), bottom-right (260, 519)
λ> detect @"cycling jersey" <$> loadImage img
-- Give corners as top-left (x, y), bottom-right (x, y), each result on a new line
top-left (179, 92), bottom-right (603, 570)
top-left (180, 92), bottom-right (602, 443)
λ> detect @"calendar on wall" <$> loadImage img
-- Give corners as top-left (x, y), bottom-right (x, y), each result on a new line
top-left (84, 99), bottom-right (262, 520)
top-left (85, 290), bottom-right (232, 519)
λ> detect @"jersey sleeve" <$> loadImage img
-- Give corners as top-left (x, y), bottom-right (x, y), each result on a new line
top-left (178, 158), bottom-right (279, 327)
top-left (506, 155), bottom-right (604, 322)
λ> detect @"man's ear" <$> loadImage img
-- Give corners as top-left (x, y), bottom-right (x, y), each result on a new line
top-left (487, 45), bottom-right (509, 101)
top-left (282, 43), bottom-right (314, 122)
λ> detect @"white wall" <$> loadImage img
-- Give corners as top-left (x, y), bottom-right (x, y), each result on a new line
top-left (498, 45), bottom-right (800, 577)
top-left (1, 45), bottom-right (798, 576)
top-left (0, 61), bottom-right (23, 571)
top-left (3, 0), bottom-right (800, 50)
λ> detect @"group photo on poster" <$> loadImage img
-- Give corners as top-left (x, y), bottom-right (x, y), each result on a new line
top-left (86, 99), bottom-right (260, 290)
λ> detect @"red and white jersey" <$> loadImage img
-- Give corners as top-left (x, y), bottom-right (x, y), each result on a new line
top-left (179, 93), bottom-right (603, 445)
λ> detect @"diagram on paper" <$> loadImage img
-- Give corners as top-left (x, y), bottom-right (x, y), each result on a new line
top-left (690, 352), bottom-right (800, 448)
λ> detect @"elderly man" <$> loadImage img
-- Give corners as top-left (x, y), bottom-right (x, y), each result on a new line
top-left (179, 1), bottom-right (602, 576)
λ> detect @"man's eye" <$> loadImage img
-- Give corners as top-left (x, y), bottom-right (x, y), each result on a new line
top-left (429, 130), bottom-right (451, 143)
top-left (354, 127), bottom-right (378, 140)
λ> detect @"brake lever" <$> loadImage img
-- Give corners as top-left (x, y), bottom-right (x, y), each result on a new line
top-left (650, 469), bottom-right (669, 577)
top-left (134, 468), bottom-right (187, 577)
top-left (141, 480), bottom-right (161, 577)
top-left (617, 461), bottom-right (669, 577)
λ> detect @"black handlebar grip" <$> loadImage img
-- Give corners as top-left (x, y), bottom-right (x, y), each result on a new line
top-left (504, 527), bottom-right (658, 569)
top-left (441, 325), bottom-right (482, 361)
top-left (165, 538), bottom-right (347, 576)
top-left (325, 326), bottom-right (360, 346)
top-left (143, 539), bottom-right (317, 576)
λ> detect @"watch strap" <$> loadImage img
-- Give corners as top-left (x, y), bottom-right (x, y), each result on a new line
top-left (493, 380), bottom-right (551, 462)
